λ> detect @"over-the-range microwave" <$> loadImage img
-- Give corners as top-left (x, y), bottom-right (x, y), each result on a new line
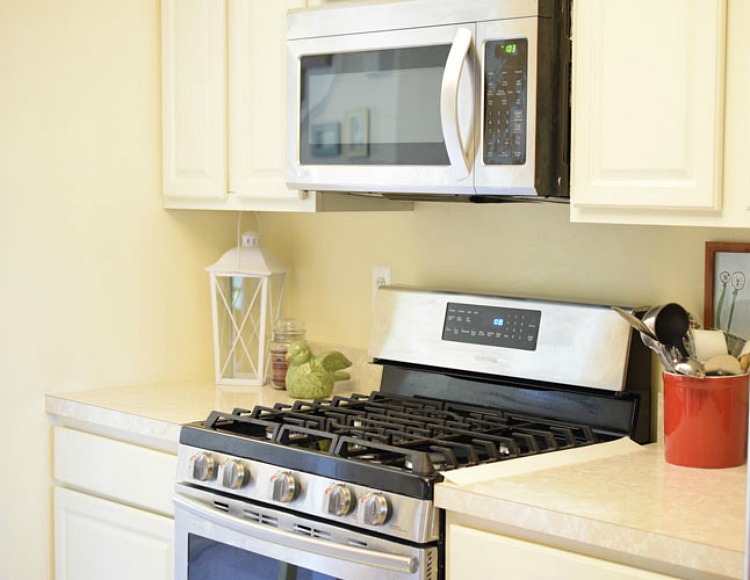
top-left (286, 0), bottom-right (571, 202)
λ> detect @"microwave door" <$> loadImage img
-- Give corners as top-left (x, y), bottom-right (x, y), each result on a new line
top-left (286, 24), bottom-right (477, 196)
top-left (474, 18), bottom-right (545, 197)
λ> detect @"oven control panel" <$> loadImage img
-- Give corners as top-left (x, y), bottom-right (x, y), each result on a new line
top-left (177, 445), bottom-right (438, 545)
top-left (443, 302), bottom-right (541, 350)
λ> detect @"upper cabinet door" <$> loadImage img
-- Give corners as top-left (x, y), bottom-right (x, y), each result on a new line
top-left (162, 0), bottom-right (227, 201)
top-left (228, 0), bottom-right (305, 200)
top-left (571, 0), bottom-right (726, 213)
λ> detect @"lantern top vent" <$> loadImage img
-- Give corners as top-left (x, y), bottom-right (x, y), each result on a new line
top-left (206, 232), bottom-right (286, 276)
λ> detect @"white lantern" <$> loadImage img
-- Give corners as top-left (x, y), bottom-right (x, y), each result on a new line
top-left (206, 232), bottom-right (286, 386)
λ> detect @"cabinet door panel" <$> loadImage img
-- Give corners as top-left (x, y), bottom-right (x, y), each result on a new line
top-left (162, 0), bottom-right (226, 201)
top-left (55, 487), bottom-right (173, 580)
top-left (571, 0), bottom-right (726, 211)
top-left (228, 0), bottom-right (305, 200)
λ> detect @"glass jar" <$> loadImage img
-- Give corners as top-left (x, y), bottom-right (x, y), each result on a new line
top-left (270, 319), bottom-right (305, 390)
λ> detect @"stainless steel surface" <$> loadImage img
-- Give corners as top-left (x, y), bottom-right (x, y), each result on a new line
top-left (270, 471), bottom-right (297, 503)
top-left (190, 452), bottom-right (215, 482)
top-left (324, 484), bottom-right (354, 517)
top-left (642, 303), bottom-right (690, 357)
top-left (174, 486), bottom-right (437, 580)
top-left (369, 286), bottom-right (633, 392)
top-left (287, 0), bottom-right (554, 39)
top-left (219, 460), bottom-right (248, 490)
top-left (286, 0), bottom-right (563, 198)
top-left (176, 445), bottom-right (440, 544)
top-left (612, 306), bottom-right (655, 339)
top-left (358, 493), bottom-right (391, 527)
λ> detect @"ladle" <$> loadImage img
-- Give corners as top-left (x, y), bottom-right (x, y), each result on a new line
top-left (642, 303), bottom-right (690, 358)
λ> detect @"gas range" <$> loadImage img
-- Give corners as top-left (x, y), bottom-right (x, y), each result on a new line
top-left (174, 287), bottom-right (652, 580)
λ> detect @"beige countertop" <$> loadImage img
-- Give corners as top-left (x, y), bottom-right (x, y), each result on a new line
top-left (436, 439), bottom-right (747, 579)
top-left (45, 370), bottom-right (747, 579)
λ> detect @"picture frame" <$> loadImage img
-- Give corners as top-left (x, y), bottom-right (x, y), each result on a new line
top-left (342, 108), bottom-right (369, 158)
top-left (704, 241), bottom-right (750, 339)
top-left (310, 122), bottom-right (341, 158)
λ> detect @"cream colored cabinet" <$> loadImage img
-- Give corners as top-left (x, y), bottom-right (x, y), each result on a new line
top-left (569, 0), bottom-right (744, 226)
top-left (162, 0), bottom-right (406, 212)
top-left (162, 0), bottom-right (309, 211)
top-left (54, 487), bottom-right (173, 580)
top-left (52, 426), bottom-right (177, 580)
top-left (448, 524), bottom-right (678, 580)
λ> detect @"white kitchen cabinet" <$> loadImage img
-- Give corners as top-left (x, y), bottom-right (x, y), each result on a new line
top-left (570, 0), bottom-right (738, 226)
top-left (447, 524), bottom-right (678, 580)
top-left (162, 0), bottom-right (407, 212)
top-left (54, 487), bottom-right (173, 580)
top-left (52, 426), bottom-right (177, 580)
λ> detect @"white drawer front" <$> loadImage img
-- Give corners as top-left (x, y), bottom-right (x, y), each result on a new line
top-left (54, 426), bottom-right (177, 516)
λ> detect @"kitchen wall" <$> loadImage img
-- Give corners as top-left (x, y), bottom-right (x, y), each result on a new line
top-left (0, 1), bottom-right (236, 578)
top-left (258, 206), bottom-right (750, 350)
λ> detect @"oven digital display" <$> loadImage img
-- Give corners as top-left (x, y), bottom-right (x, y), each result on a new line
top-left (443, 302), bottom-right (541, 350)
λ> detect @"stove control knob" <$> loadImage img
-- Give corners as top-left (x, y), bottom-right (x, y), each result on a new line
top-left (270, 471), bottom-right (297, 503)
top-left (219, 459), bottom-right (248, 490)
top-left (324, 484), bottom-right (354, 516)
top-left (190, 452), bottom-right (216, 482)
top-left (358, 492), bottom-right (390, 526)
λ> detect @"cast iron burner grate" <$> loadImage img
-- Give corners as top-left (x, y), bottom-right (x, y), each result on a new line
top-left (201, 392), bottom-right (599, 476)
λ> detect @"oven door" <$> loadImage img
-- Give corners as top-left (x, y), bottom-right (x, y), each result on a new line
top-left (286, 24), bottom-right (477, 196)
top-left (174, 485), bottom-right (438, 580)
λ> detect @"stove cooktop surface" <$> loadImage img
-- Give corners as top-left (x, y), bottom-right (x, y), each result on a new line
top-left (180, 391), bottom-right (610, 498)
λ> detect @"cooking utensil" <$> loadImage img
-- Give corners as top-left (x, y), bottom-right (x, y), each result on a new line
top-left (612, 306), bottom-right (656, 339)
top-left (640, 332), bottom-right (676, 372)
top-left (673, 357), bottom-right (707, 378)
top-left (643, 303), bottom-right (690, 357)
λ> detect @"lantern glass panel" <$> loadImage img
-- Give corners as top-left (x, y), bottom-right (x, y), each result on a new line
top-left (215, 275), bottom-right (264, 382)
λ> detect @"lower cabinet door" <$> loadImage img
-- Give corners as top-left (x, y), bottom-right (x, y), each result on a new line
top-left (448, 525), bottom-right (677, 580)
top-left (55, 487), bottom-right (173, 580)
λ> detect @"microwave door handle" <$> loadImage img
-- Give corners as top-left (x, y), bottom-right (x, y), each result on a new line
top-left (440, 27), bottom-right (474, 179)
top-left (174, 495), bottom-right (418, 574)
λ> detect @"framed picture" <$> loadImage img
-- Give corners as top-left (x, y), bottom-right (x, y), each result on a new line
top-left (704, 242), bottom-right (750, 338)
top-left (342, 108), bottom-right (369, 158)
top-left (310, 122), bottom-right (341, 158)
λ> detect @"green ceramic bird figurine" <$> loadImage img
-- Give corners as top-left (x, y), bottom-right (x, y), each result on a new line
top-left (285, 340), bottom-right (352, 399)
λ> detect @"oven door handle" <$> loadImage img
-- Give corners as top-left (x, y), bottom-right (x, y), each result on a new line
top-left (174, 495), bottom-right (419, 574)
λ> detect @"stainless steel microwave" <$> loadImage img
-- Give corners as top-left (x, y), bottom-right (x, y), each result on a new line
top-left (286, 0), bottom-right (571, 202)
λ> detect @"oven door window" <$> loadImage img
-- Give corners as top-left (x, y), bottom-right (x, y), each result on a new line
top-left (299, 45), bottom-right (451, 166)
top-left (188, 534), bottom-right (339, 580)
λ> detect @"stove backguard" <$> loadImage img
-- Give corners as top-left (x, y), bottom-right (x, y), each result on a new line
top-left (370, 287), bottom-right (652, 444)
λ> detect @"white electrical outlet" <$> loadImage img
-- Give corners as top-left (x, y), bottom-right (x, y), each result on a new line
top-left (372, 266), bottom-right (392, 305)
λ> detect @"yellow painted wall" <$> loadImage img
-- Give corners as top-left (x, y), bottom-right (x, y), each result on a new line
top-left (0, 1), bottom-right (236, 578)
top-left (259, 205), bottom-right (748, 350)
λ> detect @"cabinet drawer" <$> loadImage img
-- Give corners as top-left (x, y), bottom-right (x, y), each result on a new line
top-left (448, 525), bottom-right (678, 579)
top-left (53, 426), bottom-right (177, 516)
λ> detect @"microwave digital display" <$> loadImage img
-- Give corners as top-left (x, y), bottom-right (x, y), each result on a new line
top-left (483, 38), bottom-right (528, 166)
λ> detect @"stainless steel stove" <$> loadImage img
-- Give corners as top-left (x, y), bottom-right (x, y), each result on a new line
top-left (174, 287), bottom-right (652, 580)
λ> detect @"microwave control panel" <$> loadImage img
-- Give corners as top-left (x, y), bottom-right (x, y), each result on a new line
top-left (483, 38), bottom-right (528, 166)
top-left (443, 302), bottom-right (541, 351)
